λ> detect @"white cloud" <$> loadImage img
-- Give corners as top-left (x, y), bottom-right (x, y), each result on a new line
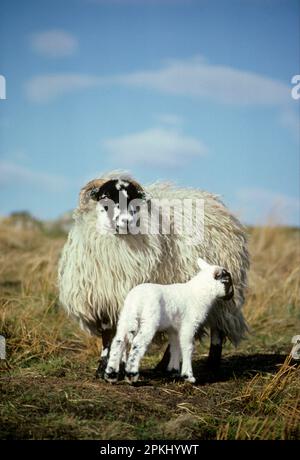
top-left (103, 127), bottom-right (207, 167)
top-left (235, 187), bottom-right (300, 226)
top-left (31, 30), bottom-right (78, 58)
top-left (117, 56), bottom-right (290, 106)
top-left (26, 74), bottom-right (103, 103)
top-left (25, 56), bottom-right (291, 106)
top-left (0, 161), bottom-right (69, 192)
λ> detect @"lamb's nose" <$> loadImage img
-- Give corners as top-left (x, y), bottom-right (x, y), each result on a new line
top-left (215, 268), bottom-right (231, 281)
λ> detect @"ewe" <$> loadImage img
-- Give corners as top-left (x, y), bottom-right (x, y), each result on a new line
top-left (105, 258), bottom-right (234, 384)
top-left (58, 171), bottom-right (249, 377)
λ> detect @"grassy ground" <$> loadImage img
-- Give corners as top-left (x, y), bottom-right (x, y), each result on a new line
top-left (0, 223), bottom-right (299, 440)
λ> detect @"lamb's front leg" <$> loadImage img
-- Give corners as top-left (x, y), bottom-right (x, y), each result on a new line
top-left (125, 327), bottom-right (156, 383)
top-left (104, 334), bottom-right (126, 383)
top-left (179, 327), bottom-right (196, 383)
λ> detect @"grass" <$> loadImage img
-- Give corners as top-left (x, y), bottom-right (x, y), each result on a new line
top-left (0, 222), bottom-right (299, 439)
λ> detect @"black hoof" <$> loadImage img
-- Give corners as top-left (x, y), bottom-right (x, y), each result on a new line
top-left (104, 370), bottom-right (119, 383)
top-left (125, 371), bottom-right (139, 383)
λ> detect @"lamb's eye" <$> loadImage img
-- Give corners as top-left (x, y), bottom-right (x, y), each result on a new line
top-left (214, 270), bottom-right (222, 280)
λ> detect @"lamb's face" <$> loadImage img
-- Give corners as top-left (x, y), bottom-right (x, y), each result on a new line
top-left (197, 258), bottom-right (234, 301)
top-left (213, 266), bottom-right (234, 300)
top-left (90, 179), bottom-right (146, 234)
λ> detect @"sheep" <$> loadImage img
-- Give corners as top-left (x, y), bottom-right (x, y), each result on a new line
top-left (58, 171), bottom-right (249, 377)
top-left (104, 257), bottom-right (234, 384)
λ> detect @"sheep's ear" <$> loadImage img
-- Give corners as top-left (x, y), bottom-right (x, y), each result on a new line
top-left (197, 257), bottom-right (210, 270)
top-left (137, 189), bottom-right (151, 202)
top-left (78, 179), bottom-right (106, 210)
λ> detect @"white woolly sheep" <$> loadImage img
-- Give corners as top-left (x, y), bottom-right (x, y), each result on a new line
top-left (58, 171), bottom-right (249, 377)
top-left (104, 257), bottom-right (234, 384)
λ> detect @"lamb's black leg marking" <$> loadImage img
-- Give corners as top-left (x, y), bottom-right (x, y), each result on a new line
top-left (155, 344), bottom-right (171, 372)
top-left (96, 329), bottom-right (115, 379)
top-left (207, 328), bottom-right (224, 369)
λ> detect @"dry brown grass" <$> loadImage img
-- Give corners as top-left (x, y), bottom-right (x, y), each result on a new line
top-left (0, 222), bottom-right (299, 439)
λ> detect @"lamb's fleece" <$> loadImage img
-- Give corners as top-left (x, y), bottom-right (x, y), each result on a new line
top-left (58, 172), bottom-right (249, 345)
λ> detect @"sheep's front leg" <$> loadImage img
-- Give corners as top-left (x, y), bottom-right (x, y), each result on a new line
top-left (96, 329), bottom-right (115, 379)
top-left (167, 330), bottom-right (181, 374)
top-left (207, 328), bottom-right (224, 369)
top-left (179, 328), bottom-right (196, 383)
top-left (155, 344), bottom-right (170, 372)
top-left (125, 328), bottom-right (156, 383)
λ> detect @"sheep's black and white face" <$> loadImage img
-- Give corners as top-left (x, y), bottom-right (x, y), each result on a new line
top-left (90, 179), bottom-right (146, 234)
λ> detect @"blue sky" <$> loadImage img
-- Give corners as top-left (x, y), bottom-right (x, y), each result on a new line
top-left (0, 0), bottom-right (299, 225)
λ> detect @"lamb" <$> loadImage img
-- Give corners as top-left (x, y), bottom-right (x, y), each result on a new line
top-left (58, 171), bottom-right (249, 377)
top-left (104, 258), bottom-right (234, 384)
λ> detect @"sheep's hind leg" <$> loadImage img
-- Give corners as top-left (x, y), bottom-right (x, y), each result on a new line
top-left (96, 329), bottom-right (115, 379)
top-left (207, 328), bottom-right (224, 369)
top-left (167, 331), bottom-right (181, 376)
top-left (155, 344), bottom-right (171, 372)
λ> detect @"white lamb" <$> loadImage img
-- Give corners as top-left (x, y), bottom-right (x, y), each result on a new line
top-left (104, 257), bottom-right (234, 384)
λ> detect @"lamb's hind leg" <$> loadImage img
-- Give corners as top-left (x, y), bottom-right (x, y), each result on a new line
top-left (179, 328), bottom-right (195, 383)
top-left (207, 327), bottom-right (224, 369)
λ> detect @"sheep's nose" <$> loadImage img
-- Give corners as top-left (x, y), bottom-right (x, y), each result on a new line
top-left (119, 214), bottom-right (133, 225)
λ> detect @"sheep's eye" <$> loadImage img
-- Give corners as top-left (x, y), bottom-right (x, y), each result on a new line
top-left (130, 209), bottom-right (138, 215)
